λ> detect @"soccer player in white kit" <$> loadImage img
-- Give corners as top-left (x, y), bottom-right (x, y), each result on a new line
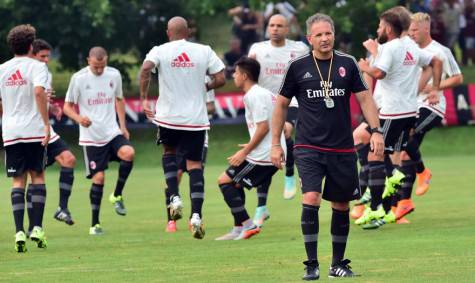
top-left (64, 47), bottom-right (135, 235)
top-left (215, 57), bottom-right (286, 240)
top-left (404, 12), bottom-right (463, 197)
top-left (139, 16), bottom-right (225, 239)
top-left (357, 9), bottom-right (443, 229)
top-left (25, 39), bottom-right (77, 231)
top-left (248, 14), bottom-right (309, 226)
top-left (0, 25), bottom-right (50, 252)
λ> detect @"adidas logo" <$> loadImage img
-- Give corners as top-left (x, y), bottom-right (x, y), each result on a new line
top-left (171, 52), bottom-right (195, 68)
top-left (353, 188), bottom-right (360, 196)
top-left (265, 54), bottom-right (271, 58)
top-left (7, 167), bottom-right (16, 173)
top-left (86, 85), bottom-right (91, 90)
top-left (242, 178), bottom-right (253, 187)
top-left (5, 70), bottom-right (27, 86)
top-left (302, 72), bottom-right (313, 79)
top-left (228, 169), bottom-right (235, 175)
top-left (403, 51), bottom-right (416, 65)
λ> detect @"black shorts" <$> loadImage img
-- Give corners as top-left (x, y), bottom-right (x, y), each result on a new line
top-left (225, 160), bottom-right (278, 189)
top-left (84, 135), bottom-right (131, 179)
top-left (157, 126), bottom-right (205, 162)
top-left (294, 148), bottom-right (360, 202)
top-left (380, 117), bottom-right (416, 153)
top-left (5, 142), bottom-right (46, 177)
top-left (414, 108), bottom-right (442, 138)
top-left (286, 106), bottom-right (298, 127)
top-left (46, 138), bottom-right (70, 167)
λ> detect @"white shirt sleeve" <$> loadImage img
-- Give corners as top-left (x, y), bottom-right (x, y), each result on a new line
top-left (115, 72), bottom-right (124, 99)
top-left (65, 74), bottom-right (79, 104)
top-left (32, 62), bottom-right (49, 89)
top-left (417, 48), bottom-right (434, 67)
top-left (248, 43), bottom-right (258, 57)
top-left (443, 48), bottom-right (462, 76)
top-left (207, 46), bottom-right (225, 75)
top-left (373, 44), bottom-right (393, 74)
top-left (144, 46), bottom-right (161, 67)
top-left (251, 92), bottom-right (270, 124)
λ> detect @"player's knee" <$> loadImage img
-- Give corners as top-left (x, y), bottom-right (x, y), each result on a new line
top-left (61, 151), bottom-right (76, 167)
top-left (353, 126), bottom-right (370, 145)
top-left (302, 192), bottom-right (320, 206)
top-left (400, 151), bottom-right (410, 161)
top-left (331, 201), bottom-right (350, 211)
top-left (120, 146), bottom-right (135, 161)
top-left (92, 172), bottom-right (105, 184)
top-left (217, 172), bottom-right (231, 185)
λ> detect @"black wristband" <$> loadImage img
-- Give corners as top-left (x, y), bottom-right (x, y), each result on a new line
top-left (370, 127), bottom-right (383, 135)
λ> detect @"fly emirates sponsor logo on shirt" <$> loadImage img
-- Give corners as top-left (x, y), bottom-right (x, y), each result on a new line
top-left (264, 62), bottom-right (287, 76)
top-left (306, 81), bottom-right (345, 98)
top-left (88, 92), bottom-right (113, 106)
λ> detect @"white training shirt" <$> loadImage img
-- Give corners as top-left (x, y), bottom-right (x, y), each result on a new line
top-left (46, 71), bottom-right (60, 144)
top-left (417, 40), bottom-right (461, 117)
top-left (0, 57), bottom-right (49, 146)
top-left (244, 84), bottom-right (286, 166)
top-left (373, 36), bottom-right (434, 119)
top-left (144, 39), bottom-right (225, 131)
top-left (249, 39), bottom-right (309, 107)
top-left (65, 66), bottom-right (123, 146)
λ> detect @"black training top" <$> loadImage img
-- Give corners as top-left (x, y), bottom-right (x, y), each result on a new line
top-left (279, 50), bottom-right (368, 153)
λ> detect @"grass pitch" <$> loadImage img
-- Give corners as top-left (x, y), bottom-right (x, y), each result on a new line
top-left (0, 126), bottom-right (474, 282)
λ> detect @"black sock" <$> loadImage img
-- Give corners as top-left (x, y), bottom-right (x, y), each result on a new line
top-left (165, 188), bottom-right (172, 221)
top-left (26, 185), bottom-right (33, 232)
top-left (331, 208), bottom-right (350, 266)
top-left (201, 145), bottom-right (208, 169)
top-left (405, 140), bottom-right (425, 174)
top-left (399, 161), bottom-right (416, 200)
top-left (90, 183), bottom-right (103, 226)
top-left (356, 144), bottom-right (370, 193)
top-left (114, 160), bottom-right (133, 197)
top-left (11, 188), bottom-right (25, 233)
top-left (382, 197), bottom-right (392, 213)
top-left (369, 161), bottom-right (385, 210)
top-left (59, 167), bottom-right (74, 209)
top-left (301, 204), bottom-right (319, 262)
top-left (219, 183), bottom-right (249, 226)
top-left (31, 184), bottom-right (47, 228)
top-left (189, 168), bottom-right (205, 217)
top-left (285, 137), bottom-right (295, 177)
top-left (162, 154), bottom-right (179, 197)
top-left (384, 155), bottom-right (395, 177)
top-left (256, 176), bottom-right (272, 207)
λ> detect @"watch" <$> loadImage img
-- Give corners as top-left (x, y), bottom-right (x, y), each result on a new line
top-left (370, 127), bottom-right (383, 135)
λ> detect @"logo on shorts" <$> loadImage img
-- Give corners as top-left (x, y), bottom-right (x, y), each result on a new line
top-left (338, 67), bottom-right (346, 77)
top-left (7, 167), bottom-right (16, 173)
top-left (242, 178), bottom-right (253, 187)
top-left (171, 52), bottom-right (195, 68)
top-left (228, 169), bottom-right (235, 175)
top-left (5, 70), bottom-right (27, 87)
top-left (302, 72), bottom-right (313, 79)
top-left (353, 188), bottom-right (360, 196)
top-left (90, 161), bottom-right (97, 170)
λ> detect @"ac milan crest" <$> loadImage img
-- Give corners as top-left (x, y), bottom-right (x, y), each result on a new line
top-left (110, 81), bottom-right (114, 88)
top-left (339, 67), bottom-right (346, 77)
top-left (90, 161), bottom-right (97, 170)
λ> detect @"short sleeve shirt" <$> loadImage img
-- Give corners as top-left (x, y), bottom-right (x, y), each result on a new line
top-left (65, 66), bottom-right (123, 146)
top-left (279, 50), bottom-right (367, 153)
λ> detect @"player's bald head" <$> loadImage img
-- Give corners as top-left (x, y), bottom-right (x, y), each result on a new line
top-left (269, 14), bottom-right (288, 27)
top-left (88, 46), bottom-right (108, 60)
top-left (167, 16), bottom-right (189, 39)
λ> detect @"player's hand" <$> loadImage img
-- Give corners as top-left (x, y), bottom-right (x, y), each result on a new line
top-left (142, 99), bottom-right (154, 121)
top-left (270, 145), bottom-right (285, 169)
top-left (42, 126), bottom-right (51, 146)
top-left (362, 39), bottom-right (378, 56)
top-left (238, 143), bottom-right (248, 148)
top-left (46, 88), bottom-right (56, 103)
top-left (50, 102), bottom-right (63, 121)
top-left (422, 83), bottom-right (432, 94)
top-left (79, 116), bottom-right (92, 128)
top-left (227, 149), bottom-right (247, 167)
top-left (370, 133), bottom-right (384, 158)
top-left (426, 89), bottom-right (440, 105)
top-left (358, 58), bottom-right (370, 72)
top-left (121, 127), bottom-right (130, 140)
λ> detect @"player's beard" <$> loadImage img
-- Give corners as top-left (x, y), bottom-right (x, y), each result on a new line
top-left (377, 31), bottom-right (388, 44)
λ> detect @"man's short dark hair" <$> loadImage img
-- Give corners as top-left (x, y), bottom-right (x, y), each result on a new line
top-left (235, 57), bottom-right (260, 82)
top-left (380, 10), bottom-right (403, 37)
top-left (7, 24), bottom-right (36, 55)
top-left (32, 39), bottom-right (52, 55)
top-left (387, 6), bottom-right (412, 32)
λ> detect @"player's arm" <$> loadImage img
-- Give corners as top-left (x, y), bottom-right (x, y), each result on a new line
top-left (358, 59), bottom-right (386, 80)
top-left (271, 95), bottom-right (291, 169)
top-left (206, 70), bottom-right (225, 91)
top-left (63, 102), bottom-right (91, 128)
top-left (228, 120), bottom-right (269, 166)
top-left (206, 101), bottom-right (216, 115)
top-left (115, 97), bottom-right (129, 140)
top-left (426, 56), bottom-right (443, 105)
top-left (139, 60), bottom-right (155, 119)
top-left (34, 86), bottom-right (51, 145)
top-left (355, 90), bottom-right (384, 157)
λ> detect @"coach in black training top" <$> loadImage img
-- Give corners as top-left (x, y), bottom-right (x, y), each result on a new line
top-left (270, 13), bottom-right (384, 280)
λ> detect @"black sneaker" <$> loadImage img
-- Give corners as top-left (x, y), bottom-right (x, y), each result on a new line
top-left (302, 260), bottom-right (320, 281)
top-left (328, 259), bottom-right (358, 278)
top-left (54, 207), bottom-right (75, 225)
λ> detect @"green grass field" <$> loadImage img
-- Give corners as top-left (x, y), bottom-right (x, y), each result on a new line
top-left (0, 126), bottom-right (474, 282)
